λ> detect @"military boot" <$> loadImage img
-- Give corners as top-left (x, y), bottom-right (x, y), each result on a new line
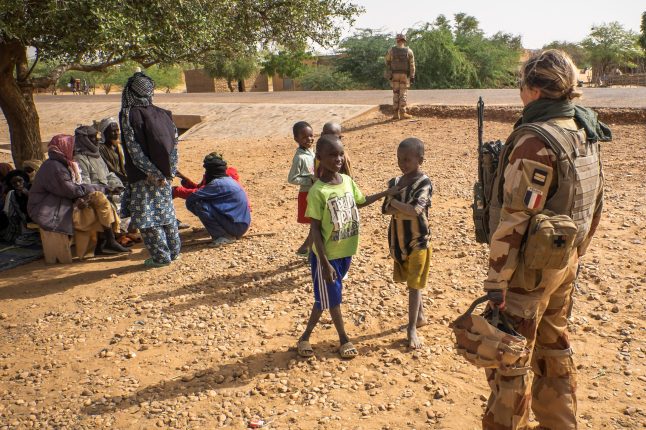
top-left (400, 112), bottom-right (413, 119)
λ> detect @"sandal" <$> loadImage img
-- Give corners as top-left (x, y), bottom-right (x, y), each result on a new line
top-left (126, 233), bottom-right (143, 243)
top-left (117, 236), bottom-right (134, 247)
top-left (144, 258), bottom-right (170, 268)
top-left (297, 340), bottom-right (314, 358)
top-left (339, 342), bottom-right (358, 359)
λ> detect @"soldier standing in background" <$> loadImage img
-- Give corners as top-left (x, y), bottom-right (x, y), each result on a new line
top-left (481, 49), bottom-right (610, 430)
top-left (385, 33), bottom-right (415, 120)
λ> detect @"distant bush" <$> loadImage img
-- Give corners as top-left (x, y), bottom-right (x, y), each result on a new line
top-left (299, 66), bottom-right (360, 90)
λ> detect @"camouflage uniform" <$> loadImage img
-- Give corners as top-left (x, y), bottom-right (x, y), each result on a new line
top-left (385, 42), bottom-right (415, 117)
top-left (483, 118), bottom-right (603, 430)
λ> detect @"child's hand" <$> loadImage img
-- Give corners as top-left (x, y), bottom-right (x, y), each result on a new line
top-left (321, 260), bottom-right (337, 285)
top-left (386, 185), bottom-right (402, 196)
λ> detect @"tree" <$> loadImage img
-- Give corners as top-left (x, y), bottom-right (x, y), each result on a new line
top-left (640, 11), bottom-right (646, 53)
top-left (543, 41), bottom-right (589, 68)
top-left (0, 1), bottom-right (361, 167)
top-left (203, 51), bottom-right (259, 92)
top-left (582, 22), bottom-right (643, 84)
top-left (299, 66), bottom-right (357, 90)
top-left (262, 50), bottom-right (313, 79)
top-left (145, 65), bottom-right (183, 93)
top-left (335, 29), bottom-right (393, 89)
top-left (408, 23), bottom-right (478, 89)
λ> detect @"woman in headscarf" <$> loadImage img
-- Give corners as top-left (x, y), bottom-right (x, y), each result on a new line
top-left (185, 152), bottom-right (251, 247)
top-left (120, 72), bottom-right (180, 267)
top-left (28, 135), bottom-right (129, 258)
top-left (97, 117), bottom-right (128, 183)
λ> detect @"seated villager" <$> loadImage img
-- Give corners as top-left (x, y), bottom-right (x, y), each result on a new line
top-left (21, 160), bottom-right (43, 187)
top-left (1, 171), bottom-right (39, 245)
top-left (74, 125), bottom-right (124, 190)
top-left (97, 117), bottom-right (128, 184)
top-left (0, 163), bottom-right (15, 203)
top-left (27, 134), bottom-right (130, 257)
top-left (185, 152), bottom-right (251, 247)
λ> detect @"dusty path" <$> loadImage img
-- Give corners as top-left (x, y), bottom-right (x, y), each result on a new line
top-left (31, 87), bottom-right (646, 107)
top-left (0, 107), bottom-right (644, 429)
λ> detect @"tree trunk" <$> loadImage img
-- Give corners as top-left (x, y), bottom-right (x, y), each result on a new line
top-left (0, 41), bottom-right (44, 167)
top-left (227, 79), bottom-right (234, 92)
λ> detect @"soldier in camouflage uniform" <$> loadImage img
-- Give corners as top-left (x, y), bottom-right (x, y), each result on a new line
top-left (482, 50), bottom-right (608, 430)
top-left (385, 34), bottom-right (415, 120)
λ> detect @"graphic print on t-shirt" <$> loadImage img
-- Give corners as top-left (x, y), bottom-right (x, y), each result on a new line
top-left (327, 192), bottom-right (359, 241)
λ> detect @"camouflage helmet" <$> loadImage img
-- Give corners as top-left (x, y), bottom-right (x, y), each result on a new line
top-left (450, 296), bottom-right (528, 369)
top-left (395, 33), bottom-right (407, 42)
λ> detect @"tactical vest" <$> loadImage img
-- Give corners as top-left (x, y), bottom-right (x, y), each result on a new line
top-left (390, 47), bottom-right (410, 74)
top-left (488, 120), bottom-right (601, 247)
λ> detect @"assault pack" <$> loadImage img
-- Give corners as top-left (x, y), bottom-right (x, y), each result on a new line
top-left (472, 97), bottom-right (503, 244)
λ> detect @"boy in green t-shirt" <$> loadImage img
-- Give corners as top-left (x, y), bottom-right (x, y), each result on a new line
top-left (297, 135), bottom-right (401, 359)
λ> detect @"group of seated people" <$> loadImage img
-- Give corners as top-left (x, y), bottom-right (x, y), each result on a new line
top-left (0, 114), bottom-right (251, 263)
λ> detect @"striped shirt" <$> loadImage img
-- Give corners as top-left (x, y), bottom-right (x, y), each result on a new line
top-left (382, 174), bottom-right (433, 263)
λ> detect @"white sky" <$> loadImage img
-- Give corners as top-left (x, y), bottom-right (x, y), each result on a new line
top-left (344, 0), bottom-right (644, 49)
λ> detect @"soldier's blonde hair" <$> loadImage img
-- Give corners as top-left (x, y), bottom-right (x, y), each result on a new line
top-left (520, 49), bottom-right (581, 100)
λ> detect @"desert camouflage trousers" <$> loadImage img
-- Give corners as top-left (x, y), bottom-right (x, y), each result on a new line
top-left (483, 252), bottom-right (579, 430)
top-left (391, 72), bottom-right (410, 114)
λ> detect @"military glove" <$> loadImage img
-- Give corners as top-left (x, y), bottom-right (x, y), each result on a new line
top-left (486, 289), bottom-right (506, 309)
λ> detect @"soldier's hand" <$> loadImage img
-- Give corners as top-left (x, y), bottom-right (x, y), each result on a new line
top-left (410, 76), bottom-right (416, 85)
top-left (486, 289), bottom-right (506, 309)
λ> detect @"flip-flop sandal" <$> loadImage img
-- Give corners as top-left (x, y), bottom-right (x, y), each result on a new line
top-left (144, 258), bottom-right (170, 268)
top-left (117, 236), bottom-right (134, 247)
top-left (297, 340), bottom-right (314, 357)
top-left (339, 342), bottom-right (358, 359)
top-left (126, 233), bottom-right (143, 243)
top-left (295, 250), bottom-right (309, 258)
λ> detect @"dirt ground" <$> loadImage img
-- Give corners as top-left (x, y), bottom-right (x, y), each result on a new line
top-left (0, 109), bottom-right (644, 430)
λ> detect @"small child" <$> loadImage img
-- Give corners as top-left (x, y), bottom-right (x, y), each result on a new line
top-left (287, 121), bottom-right (316, 256)
top-left (319, 122), bottom-right (353, 177)
top-left (382, 138), bottom-right (433, 349)
top-left (297, 135), bottom-right (400, 359)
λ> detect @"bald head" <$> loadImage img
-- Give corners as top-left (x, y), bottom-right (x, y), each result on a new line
top-left (321, 122), bottom-right (342, 138)
top-left (398, 137), bottom-right (424, 159)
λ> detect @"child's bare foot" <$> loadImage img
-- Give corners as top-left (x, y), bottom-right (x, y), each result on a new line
top-left (416, 316), bottom-right (428, 328)
top-left (407, 327), bottom-right (423, 349)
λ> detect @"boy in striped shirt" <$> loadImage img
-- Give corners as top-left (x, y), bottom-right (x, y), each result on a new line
top-left (382, 138), bottom-right (433, 349)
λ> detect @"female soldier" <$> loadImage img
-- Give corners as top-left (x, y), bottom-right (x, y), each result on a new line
top-left (482, 50), bottom-right (609, 430)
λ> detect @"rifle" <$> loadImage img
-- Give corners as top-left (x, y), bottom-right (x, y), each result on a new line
top-left (473, 97), bottom-right (488, 244)
top-left (472, 97), bottom-right (503, 244)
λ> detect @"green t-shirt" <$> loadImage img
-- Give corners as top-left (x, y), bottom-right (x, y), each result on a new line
top-left (305, 174), bottom-right (366, 260)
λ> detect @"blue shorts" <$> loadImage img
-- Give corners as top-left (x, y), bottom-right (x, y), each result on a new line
top-left (311, 253), bottom-right (352, 310)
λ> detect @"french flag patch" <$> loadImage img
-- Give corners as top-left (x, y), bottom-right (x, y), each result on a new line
top-left (524, 187), bottom-right (543, 209)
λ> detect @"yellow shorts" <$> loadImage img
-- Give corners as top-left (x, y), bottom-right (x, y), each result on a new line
top-left (393, 247), bottom-right (431, 290)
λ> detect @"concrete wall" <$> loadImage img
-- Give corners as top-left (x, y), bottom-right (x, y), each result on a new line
top-left (184, 69), bottom-right (272, 93)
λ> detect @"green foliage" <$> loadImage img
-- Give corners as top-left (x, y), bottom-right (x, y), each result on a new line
top-left (299, 66), bottom-right (358, 91)
top-left (335, 29), bottom-right (393, 89)
top-left (262, 50), bottom-right (313, 78)
top-left (640, 11), bottom-right (646, 52)
top-left (408, 24), bottom-right (477, 88)
top-left (334, 14), bottom-right (521, 89)
top-left (203, 51), bottom-right (258, 90)
top-left (582, 22), bottom-right (644, 77)
top-left (145, 65), bottom-right (183, 92)
top-left (543, 41), bottom-right (590, 68)
top-left (1, 0), bottom-right (361, 78)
